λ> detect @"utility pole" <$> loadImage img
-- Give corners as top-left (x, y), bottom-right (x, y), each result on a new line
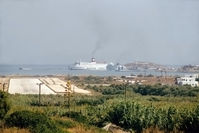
top-left (125, 86), bottom-right (127, 102)
top-left (37, 83), bottom-right (43, 106)
top-left (124, 83), bottom-right (127, 102)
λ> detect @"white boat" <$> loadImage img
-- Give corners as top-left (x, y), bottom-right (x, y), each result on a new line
top-left (19, 67), bottom-right (32, 71)
top-left (69, 58), bottom-right (108, 71)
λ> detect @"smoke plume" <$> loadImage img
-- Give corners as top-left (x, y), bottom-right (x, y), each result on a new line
top-left (90, 11), bottom-right (109, 57)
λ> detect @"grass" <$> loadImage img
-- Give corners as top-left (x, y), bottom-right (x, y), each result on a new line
top-left (7, 93), bottom-right (199, 115)
top-left (53, 117), bottom-right (107, 133)
top-left (4, 94), bottom-right (109, 133)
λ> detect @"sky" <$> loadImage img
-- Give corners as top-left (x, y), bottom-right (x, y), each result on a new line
top-left (0, 0), bottom-right (199, 65)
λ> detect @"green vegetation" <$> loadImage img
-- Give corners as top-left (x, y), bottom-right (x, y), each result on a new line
top-left (5, 110), bottom-right (63, 133)
top-left (88, 84), bottom-right (127, 95)
top-left (107, 101), bottom-right (199, 133)
top-left (58, 99), bottom-right (199, 133)
top-left (89, 83), bottom-right (199, 97)
top-left (0, 91), bottom-right (10, 120)
top-left (1, 80), bottom-right (199, 133)
top-left (133, 84), bottom-right (199, 97)
top-left (0, 91), bottom-right (108, 133)
top-left (76, 97), bottom-right (106, 106)
top-left (54, 119), bottom-right (76, 129)
top-left (67, 75), bottom-right (115, 85)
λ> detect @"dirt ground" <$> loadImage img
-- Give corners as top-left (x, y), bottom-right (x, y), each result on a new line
top-left (40, 78), bottom-right (90, 94)
top-left (9, 78), bottom-right (56, 94)
top-left (1, 76), bottom-right (91, 95)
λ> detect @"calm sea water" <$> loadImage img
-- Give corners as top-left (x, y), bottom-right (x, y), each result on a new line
top-left (0, 64), bottom-right (190, 77)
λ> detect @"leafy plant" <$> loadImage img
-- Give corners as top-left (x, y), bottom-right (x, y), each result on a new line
top-left (5, 110), bottom-right (63, 133)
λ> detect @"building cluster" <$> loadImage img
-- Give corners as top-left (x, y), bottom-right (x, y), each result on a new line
top-left (177, 74), bottom-right (199, 87)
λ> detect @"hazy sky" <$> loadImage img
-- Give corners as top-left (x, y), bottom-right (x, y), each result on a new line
top-left (0, 0), bottom-right (199, 65)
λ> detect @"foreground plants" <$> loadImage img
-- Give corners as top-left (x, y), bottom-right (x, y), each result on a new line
top-left (0, 91), bottom-right (10, 120)
top-left (68, 101), bottom-right (199, 133)
top-left (106, 101), bottom-right (199, 133)
top-left (5, 110), bottom-right (63, 133)
top-left (2, 89), bottom-right (199, 133)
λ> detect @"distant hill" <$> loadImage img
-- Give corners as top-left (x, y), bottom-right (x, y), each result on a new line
top-left (124, 61), bottom-right (174, 71)
top-left (178, 65), bottom-right (199, 73)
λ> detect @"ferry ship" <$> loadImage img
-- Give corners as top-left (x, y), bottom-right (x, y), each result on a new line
top-left (69, 58), bottom-right (108, 70)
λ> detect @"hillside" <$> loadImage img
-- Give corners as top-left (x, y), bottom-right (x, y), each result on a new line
top-left (124, 61), bottom-right (173, 71)
top-left (178, 65), bottom-right (199, 73)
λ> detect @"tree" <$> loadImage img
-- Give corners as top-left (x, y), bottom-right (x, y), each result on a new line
top-left (0, 91), bottom-right (10, 120)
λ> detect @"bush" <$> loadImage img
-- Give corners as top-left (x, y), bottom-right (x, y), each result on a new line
top-left (90, 84), bottom-right (129, 95)
top-left (107, 102), bottom-right (154, 133)
top-left (86, 105), bottom-right (109, 127)
top-left (178, 105), bottom-right (199, 133)
top-left (76, 98), bottom-right (105, 106)
top-left (132, 84), bottom-right (199, 97)
top-left (106, 101), bottom-right (186, 133)
top-left (55, 119), bottom-right (76, 128)
top-left (0, 91), bottom-right (10, 120)
top-left (96, 101), bottom-right (199, 133)
top-left (62, 111), bottom-right (87, 123)
top-left (5, 110), bottom-right (62, 133)
top-left (90, 83), bottom-right (199, 97)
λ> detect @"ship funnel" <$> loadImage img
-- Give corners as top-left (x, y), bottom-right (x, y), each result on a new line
top-left (91, 58), bottom-right (96, 62)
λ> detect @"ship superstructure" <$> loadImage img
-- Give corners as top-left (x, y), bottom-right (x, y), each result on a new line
top-left (69, 58), bottom-right (108, 70)
top-left (107, 63), bottom-right (127, 71)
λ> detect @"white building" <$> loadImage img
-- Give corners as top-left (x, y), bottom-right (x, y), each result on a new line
top-left (177, 74), bottom-right (199, 87)
top-left (185, 74), bottom-right (198, 79)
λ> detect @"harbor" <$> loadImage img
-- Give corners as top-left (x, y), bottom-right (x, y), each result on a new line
top-left (0, 64), bottom-right (193, 77)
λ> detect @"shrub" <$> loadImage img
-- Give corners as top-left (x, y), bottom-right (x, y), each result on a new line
top-left (86, 105), bottom-right (109, 127)
top-left (62, 111), bottom-right (87, 123)
top-left (132, 84), bottom-right (199, 97)
top-left (178, 105), bottom-right (199, 133)
top-left (107, 102), bottom-right (179, 133)
top-left (5, 110), bottom-right (62, 133)
top-left (55, 119), bottom-right (76, 128)
top-left (107, 102), bottom-right (149, 133)
top-left (0, 91), bottom-right (10, 120)
top-left (76, 97), bottom-right (105, 106)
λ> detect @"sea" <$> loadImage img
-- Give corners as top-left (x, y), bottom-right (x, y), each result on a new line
top-left (0, 64), bottom-right (191, 77)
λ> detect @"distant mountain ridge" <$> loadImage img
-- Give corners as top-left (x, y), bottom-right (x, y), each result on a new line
top-left (178, 65), bottom-right (199, 73)
top-left (124, 61), bottom-right (174, 71)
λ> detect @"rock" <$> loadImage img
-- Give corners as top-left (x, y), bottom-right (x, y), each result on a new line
top-left (103, 123), bottom-right (130, 133)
